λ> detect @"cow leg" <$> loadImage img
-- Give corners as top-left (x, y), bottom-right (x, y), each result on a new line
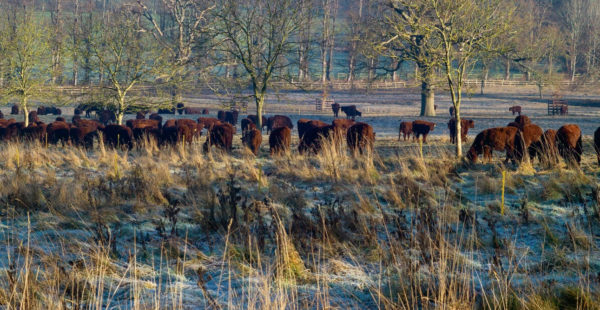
top-left (423, 133), bottom-right (428, 144)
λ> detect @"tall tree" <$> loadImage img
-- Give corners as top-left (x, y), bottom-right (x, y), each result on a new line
top-left (213, 0), bottom-right (303, 129)
top-left (86, 6), bottom-right (168, 124)
top-left (384, 0), bottom-right (442, 116)
top-left (137, 0), bottom-right (215, 108)
top-left (1, 8), bottom-right (50, 127)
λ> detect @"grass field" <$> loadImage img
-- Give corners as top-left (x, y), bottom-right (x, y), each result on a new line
top-left (0, 133), bottom-right (599, 309)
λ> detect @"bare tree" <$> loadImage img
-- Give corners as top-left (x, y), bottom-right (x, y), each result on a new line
top-left (1, 8), bottom-right (50, 127)
top-left (560, 0), bottom-right (585, 82)
top-left (213, 0), bottom-right (303, 128)
top-left (86, 7), bottom-right (168, 124)
top-left (384, 0), bottom-right (442, 117)
top-left (137, 0), bottom-right (215, 107)
top-left (297, 0), bottom-right (314, 81)
top-left (320, 0), bottom-right (338, 84)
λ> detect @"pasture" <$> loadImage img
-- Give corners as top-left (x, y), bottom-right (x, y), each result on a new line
top-left (1, 86), bottom-right (600, 308)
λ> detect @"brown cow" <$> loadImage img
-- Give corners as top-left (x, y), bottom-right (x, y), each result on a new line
top-left (332, 119), bottom-right (355, 139)
top-left (269, 126), bottom-right (292, 156)
top-left (448, 118), bottom-right (475, 144)
top-left (101, 125), bottom-right (133, 149)
top-left (149, 113), bottom-right (163, 128)
top-left (21, 122), bottom-right (47, 142)
top-left (184, 107), bottom-right (205, 115)
top-left (515, 123), bottom-right (543, 162)
top-left (466, 126), bottom-right (519, 164)
top-left (197, 117), bottom-right (221, 132)
top-left (398, 121), bottom-right (413, 141)
top-left (531, 129), bottom-right (558, 165)
top-left (514, 115), bottom-right (531, 128)
top-left (127, 119), bottom-right (161, 143)
top-left (297, 119), bottom-right (328, 139)
top-left (509, 105), bottom-right (522, 116)
top-left (556, 124), bottom-right (582, 166)
top-left (11, 105), bottom-right (19, 115)
top-left (298, 125), bottom-right (334, 154)
top-left (247, 115), bottom-right (268, 131)
top-left (267, 115), bottom-right (293, 133)
top-left (28, 111), bottom-right (40, 124)
top-left (0, 119), bottom-right (17, 141)
top-left (242, 128), bottom-right (262, 155)
top-left (204, 122), bottom-right (235, 153)
top-left (412, 120), bottom-right (436, 143)
top-left (70, 120), bottom-right (103, 149)
top-left (347, 122), bottom-right (375, 155)
top-left (46, 121), bottom-right (72, 145)
top-left (136, 112), bottom-right (146, 119)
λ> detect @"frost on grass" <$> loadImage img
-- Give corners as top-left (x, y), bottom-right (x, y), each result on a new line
top-left (0, 138), bottom-right (599, 309)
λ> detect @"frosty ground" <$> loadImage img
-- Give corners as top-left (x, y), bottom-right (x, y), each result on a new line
top-left (1, 86), bottom-right (600, 309)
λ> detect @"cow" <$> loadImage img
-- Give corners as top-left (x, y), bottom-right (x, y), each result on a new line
top-left (176, 103), bottom-right (185, 115)
top-left (101, 125), bottom-right (133, 149)
top-left (332, 119), bottom-right (355, 136)
top-left (149, 113), bottom-right (163, 128)
top-left (203, 122), bottom-right (235, 153)
top-left (55, 117), bottom-right (65, 122)
top-left (341, 105), bottom-right (362, 120)
top-left (197, 117), bottom-right (221, 132)
top-left (21, 122), bottom-right (47, 143)
top-left (202, 109), bottom-right (210, 115)
top-left (28, 111), bottom-right (40, 124)
top-left (267, 115), bottom-right (293, 133)
top-left (46, 121), bottom-right (72, 145)
top-left (11, 105), bottom-right (19, 115)
top-left (556, 124), bottom-right (582, 166)
top-left (297, 119), bottom-right (327, 140)
top-left (531, 129), bottom-right (558, 166)
top-left (242, 128), bottom-right (262, 155)
top-left (0, 110), bottom-right (3, 119)
top-left (347, 122), bottom-right (375, 155)
top-left (241, 118), bottom-right (257, 134)
top-left (217, 110), bottom-right (226, 122)
top-left (448, 118), bottom-right (475, 144)
top-left (298, 125), bottom-right (334, 155)
top-left (37, 106), bottom-right (47, 115)
top-left (70, 120), bottom-right (103, 149)
top-left (509, 105), bottom-right (522, 116)
top-left (466, 126), bottom-right (520, 164)
top-left (412, 120), bottom-right (436, 143)
top-left (184, 107), bottom-right (205, 115)
top-left (398, 121), bottom-right (413, 141)
top-left (0, 119), bottom-right (17, 141)
top-left (225, 110), bottom-right (239, 126)
top-left (98, 110), bottom-right (116, 125)
top-left (126, 119), bottom-right (162, 144)
top-left (449, 106), bottom-right (455, 117)
top-left (332, 103), bottom-right (341, 118)
top-left (269, 127), bottom-right (292, 156)
top-left (515, 123), bottom-right (543, 162)
top-left (136, 112), bottom-right (146, 120)
top-left (247, 115), bottom-right (268, 131)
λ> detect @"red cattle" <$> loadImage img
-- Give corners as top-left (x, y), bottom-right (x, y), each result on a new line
top-left (149, 113), bottom-right (163, 128)
top-left (46, 121), bottom-right (71, 145)
top-left (136, 112), bottom-right (146, 119)
top-left (247, 115), bottom-right (268, 131)
top-left (298, 125), bottom-right (334, 154)
top-left (341, 105), bottom-right (362, 120)
top-left (127, 119), bottom-right (162, 144)
top-left (267, 115), bottom-right (293, 133)
top-left (297, 119), bottom-right (328, 139)
top-left (398, 121), bottom-right (413, 141)
top-left (556, 124), bottom-right (582, 166)
top-left (28, 111), bottom-right (40, 123)
top-left (70, 120), bottom-right (103, 149)
top-left (184, 107), bottom-right (205, 115)
top-left (509, 105), bottom-right (522, 116)
top-left (332, 119), bottom-right (355, 139)
top-left (515, 123), bottom-right (543, 162)
top-left (412, 120), bottom-right (436, 143)
top-left (101, 125), bottom-right (133, 149)
top-left (448, 118), bottom-right (475, 144)
top-left (242, 128), bottom-right (262, 155)
top-left (347, 122), bottom-right (375, 155)
top-left (197, 117), bottom-right (221, 132)
top-left (204, 122), bottom-right (235, 153)
top-left (241, 118), bottom-right (257, 134)
top-left (466, 126), bottom-right (519, 164)
top-left (269, 126), bottom-right (292, 156)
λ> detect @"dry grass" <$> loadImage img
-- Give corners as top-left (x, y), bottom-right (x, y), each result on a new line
top-left (0, 136), bottom-right (599, 309)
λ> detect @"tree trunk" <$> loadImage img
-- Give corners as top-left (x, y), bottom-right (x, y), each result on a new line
top-left (256, 94), bottom-right (264, 129)
top-left (23, 97), bottom-right (29, 127)
top-left (480, 65), bottom-right (488, 95)
top-left (455, 107), bottom-right (462, 157)
top-left (420, 71), bottom-right (435, 116)
top-left (570, 53), bottom-right (577, 82)
top-left (504, 59), bottom-right (510, 80)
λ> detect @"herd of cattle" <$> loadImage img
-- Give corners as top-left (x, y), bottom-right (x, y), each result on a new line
top-left (399, 114), bottom-right (595, 167)
top-left (0, 105), bottom-right (375, 156)
top-left (1, 102), bottom-right (600, 168)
